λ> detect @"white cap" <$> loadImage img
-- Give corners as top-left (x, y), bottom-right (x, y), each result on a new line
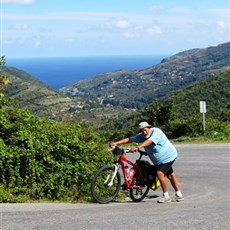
top-left (138, 121), bottom-right (152, 130)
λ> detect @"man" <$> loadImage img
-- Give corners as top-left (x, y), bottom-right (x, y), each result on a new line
top-left (110, 121), bottom-right (184, 203)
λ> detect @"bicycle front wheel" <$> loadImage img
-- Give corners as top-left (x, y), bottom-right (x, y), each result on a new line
top-left (129, 172), bottom-right (150, 202)
top-left (91, 165), bottom-right (121, 204)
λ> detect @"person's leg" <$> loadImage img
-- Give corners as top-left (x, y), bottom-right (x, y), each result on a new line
top-left (157, 170), bottom-right (168, 193)
top-left (167, 172), bottom-right (180, 192)
top-left (156, 161), bottom-right (175, 203)
top-left (157, 161), bottom-right (174, 194)
top-left (157, 170), bottom-right (171, 203)
top-left (167, 172), bottom-right (184, 201)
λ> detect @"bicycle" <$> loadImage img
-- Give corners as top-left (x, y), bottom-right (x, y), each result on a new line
top-left (90, 146), bottom-right (161, 204)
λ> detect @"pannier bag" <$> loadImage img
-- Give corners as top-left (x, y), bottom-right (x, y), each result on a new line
top-left (138, 160), bottom-right (161, 190)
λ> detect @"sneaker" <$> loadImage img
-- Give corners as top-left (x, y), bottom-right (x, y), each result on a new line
top-left (157, 196), bottom-right (171, 203)
top-left (172, 194), bottom-right (184, 202)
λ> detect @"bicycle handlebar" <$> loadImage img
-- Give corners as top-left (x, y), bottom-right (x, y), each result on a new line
top-left (111, 145), bottom-right (148, 156)
top-left (138, 149), bottom-right (148, 156)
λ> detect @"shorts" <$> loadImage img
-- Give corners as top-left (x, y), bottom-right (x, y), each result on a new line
top-left (157, 159), bottom-right (176, 176)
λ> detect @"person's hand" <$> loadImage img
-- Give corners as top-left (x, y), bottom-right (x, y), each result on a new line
top-left (109, 142), bottom-right (116, 148)
top-left (130, 147), bottom-right (138, 153)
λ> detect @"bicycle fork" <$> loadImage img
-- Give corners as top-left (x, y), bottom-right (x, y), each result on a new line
top-left (104, 164), bottom-right (119, 187)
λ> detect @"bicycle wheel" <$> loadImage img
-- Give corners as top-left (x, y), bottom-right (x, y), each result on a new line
top-left (129, 171), bottom-right (150, 202)
top-left (91, 165), bottom-right (121, 204)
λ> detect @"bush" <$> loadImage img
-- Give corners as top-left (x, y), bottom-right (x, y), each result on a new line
top-left (0, 103), bottom-right (111, 202)
top-left (164, 119), bottom-right (191, 139)
top-left (205, 119), bottom-right (230, 140)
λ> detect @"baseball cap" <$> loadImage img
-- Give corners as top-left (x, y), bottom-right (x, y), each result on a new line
top-left (138, 121), bottom-right (152, 130)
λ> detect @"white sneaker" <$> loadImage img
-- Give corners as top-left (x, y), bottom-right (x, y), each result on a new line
top-left (157, 196), bottom-right (171, 203)
top-left (172, 194), bottom-right (184, 202)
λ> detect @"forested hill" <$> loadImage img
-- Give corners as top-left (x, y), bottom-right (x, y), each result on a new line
top-left (146, 70), bottom-right (230, 120)
top-left (60, 42), bottom-right (230, 109)
top-left (100, 70), bottom-right (230, 134)
top-left (2, 42), bottom-right (230, 122)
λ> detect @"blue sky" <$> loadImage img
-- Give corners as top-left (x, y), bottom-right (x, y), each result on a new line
top-left (1, 0), bottom-right (229, 58)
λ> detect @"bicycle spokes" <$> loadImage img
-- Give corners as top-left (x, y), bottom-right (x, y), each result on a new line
top-left (106, 165), bottom-right (119, 187)
top-left (129, 172), bottom-right (150, 202)
top-left (134, 188), bottom-right (144, 196)
top-left (91, 165), bottom-right (121, 204)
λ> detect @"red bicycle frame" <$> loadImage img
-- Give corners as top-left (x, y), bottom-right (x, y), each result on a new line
top-left (119, 154), bottom-right (143, 189)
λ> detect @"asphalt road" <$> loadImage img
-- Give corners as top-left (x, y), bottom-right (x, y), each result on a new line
top-left (1, 144), bottom-right (230, 230)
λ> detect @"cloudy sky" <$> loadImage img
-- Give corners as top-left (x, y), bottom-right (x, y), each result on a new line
top-left (1, 0), bottom-right (229, 58)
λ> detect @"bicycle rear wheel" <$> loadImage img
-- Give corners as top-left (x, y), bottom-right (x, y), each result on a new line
top-left (129, 171), bottom-right (150, 202)
top-left (91, 165), bottom-right (121, 204)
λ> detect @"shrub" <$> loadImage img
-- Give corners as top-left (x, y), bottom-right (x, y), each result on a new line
top-left (0, 103), bottom-right (111, 202)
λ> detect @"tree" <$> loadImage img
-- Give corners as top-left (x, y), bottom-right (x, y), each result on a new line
top-left (218, 104), bottom-right (230, 122)
top-left (0, 56), bottom-right (9, 97)
top-left (144, 101), bottom-right (177, 127)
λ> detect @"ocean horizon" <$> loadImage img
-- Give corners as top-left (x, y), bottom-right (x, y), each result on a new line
top-left (7, 55), bottom-right (169, 90)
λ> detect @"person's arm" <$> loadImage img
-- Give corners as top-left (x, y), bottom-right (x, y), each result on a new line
top-left (110, 138), bottom-right (132, 147)
top-left (137, 139), bottom-right (153, 149)
top-left (130, 139), bottom-right (154, 152)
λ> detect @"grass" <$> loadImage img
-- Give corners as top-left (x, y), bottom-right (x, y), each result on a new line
top-left (172, 136), bottom-right (229, 144)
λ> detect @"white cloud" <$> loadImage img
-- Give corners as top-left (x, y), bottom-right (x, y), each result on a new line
top-left (123, 32), bottom-right (136, 38)
top-left (3, 12), bottom-right (120, 21)
top-left (149, 5), bottom-right (166, 13)
top-left (111, 18), bottom-right (130, 29)
top-left (169, 7), bottom-right (190, 14)
top-left (34, 41), bottom-right (40, 47)
top-left (216, 20), bottom-right (227, 30)
top-left (2, 0), bottom-right (35, 4)
top-left (146, 26), bottom-right (162, 35)
top-left (3, 2), bottom-right (229, 57)
top-left (3, 39), bottom-right (13, 44)
top-left (14, 23), bottom-right (29, 30)
top-left (64, 38), bottom-right (74, 43)
top-left (149, 5), bottom-right (189, 14)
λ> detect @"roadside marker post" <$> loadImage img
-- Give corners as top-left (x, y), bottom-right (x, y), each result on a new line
top-left (200, 101), bottom-right (206, 134)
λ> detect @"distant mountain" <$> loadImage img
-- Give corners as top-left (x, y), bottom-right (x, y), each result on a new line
top-left (3, 42), bottom-right (229, 123)
top-left (60, 42), bottom-right (230, 109)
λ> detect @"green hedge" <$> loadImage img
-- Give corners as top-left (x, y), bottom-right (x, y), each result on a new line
top-left (0, 100), bottom-right (111, 202)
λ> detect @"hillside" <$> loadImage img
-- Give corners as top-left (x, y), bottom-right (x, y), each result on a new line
top-left (146, 70), bottom-right (230, 119)
top-left (3, 66), bottom-right (85, 120)
top-left (3, 42), bottom-right (230, 124)
top-left (98, 70), bottom-right (230, 132)
top-left (60, 42), bottom-right (230, 109)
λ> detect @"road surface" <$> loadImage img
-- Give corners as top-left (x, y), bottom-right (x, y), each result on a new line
top-left (1, 144), bottom-right (230, 230)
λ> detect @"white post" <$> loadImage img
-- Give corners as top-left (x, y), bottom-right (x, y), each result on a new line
top-left (200, 101), bottom-right (206, 134)
top-left (202, 112), bottom-right (206, 132)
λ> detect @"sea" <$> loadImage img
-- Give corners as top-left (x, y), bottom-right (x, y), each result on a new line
top-left (7, 55), bottom-right (168, 90)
